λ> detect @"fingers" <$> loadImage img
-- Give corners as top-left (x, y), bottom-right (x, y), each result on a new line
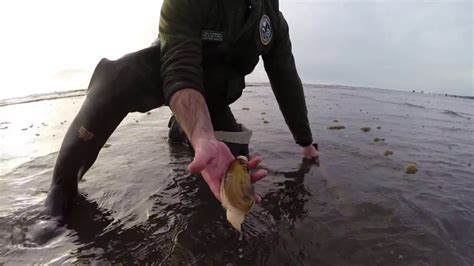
top-left (250, 169), bottom-right (267, 183)
top-left (302, 151), bottom-right (317, 159)
top-left (247, 156), bottom-right (266, 182)
top-left (302, 147), bottom-right (321, 159)
top-left (303, 152), bottom-right (320, 160)
top-left (207, 179), bottom-right (222, 202)
top-left (255, 193), bottom-right (262, 203)
top-left (247, 155), bottom-right (262, 168)
top-left (188, 153), bottom-right (211, 173)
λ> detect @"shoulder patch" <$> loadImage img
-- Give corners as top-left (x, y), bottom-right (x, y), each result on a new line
top-left (259, 15), bottom-right (273, 45)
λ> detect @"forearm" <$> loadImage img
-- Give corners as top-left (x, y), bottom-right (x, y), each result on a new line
top-left (265, 63), bottom-right (313, 146)
top-left (274, 86), bottom-right (313, 147)
top-left (169, 89), bottom-right (216, 147)
top-left (262, 12), bottom-right (313, 146)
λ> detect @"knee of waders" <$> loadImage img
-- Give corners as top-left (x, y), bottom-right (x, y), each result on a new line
top-left (88, 58), bottom-right (163, 112)
top-left (87, 59), bottom-right (116, 94)
top-left (87, 59), bottom-right (145, 101)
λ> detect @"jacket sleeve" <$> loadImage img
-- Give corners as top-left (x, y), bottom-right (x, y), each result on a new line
top-left (159, 0), bottom-right (209, 104)
top-left (262, 12), bottom-right (313, 147)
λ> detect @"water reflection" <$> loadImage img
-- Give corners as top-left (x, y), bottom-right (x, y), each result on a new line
top-left (162, 142), bottom-right (247, 264)
top-left (160, 143), bottom-right (324, 264)
top-left (65, 194), bottom-right (179, 263)
top-left (262, 157), bottom-right (319, 226)
top-left (64, 142), bottom-right (211, 263)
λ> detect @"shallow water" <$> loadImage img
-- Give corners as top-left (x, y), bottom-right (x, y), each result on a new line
top-left (1, 85), bottom-right (473, 264)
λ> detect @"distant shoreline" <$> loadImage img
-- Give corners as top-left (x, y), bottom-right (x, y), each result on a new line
top-left (1, 83), bottom-right (472, 107)
top-left (249, 82), bottom-right (474, 100)
top-left (0, 89), bottom-right (86, 107)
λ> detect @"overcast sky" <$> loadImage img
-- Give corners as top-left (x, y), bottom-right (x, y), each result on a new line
top-left (0, 0), bottom-right (472, 99)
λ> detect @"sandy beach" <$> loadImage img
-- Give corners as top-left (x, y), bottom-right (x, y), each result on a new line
top-left (1, 84), bottom-right (473, 264)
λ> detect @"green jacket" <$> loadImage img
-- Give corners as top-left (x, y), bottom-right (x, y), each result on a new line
top-left (159, 0), bottom-right (313, 146)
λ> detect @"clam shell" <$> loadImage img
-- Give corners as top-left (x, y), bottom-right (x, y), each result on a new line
top-left (221, 157), bottom-right (256, 231)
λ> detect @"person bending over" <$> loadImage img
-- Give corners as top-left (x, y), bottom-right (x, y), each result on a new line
top-left (44, 0), bottom-right (319, 220)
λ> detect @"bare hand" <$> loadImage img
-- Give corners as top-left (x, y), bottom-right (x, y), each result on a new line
top-left (188, 139), bottom-right (267, 202)
top-left (301, 143), bottom-right (320, 159)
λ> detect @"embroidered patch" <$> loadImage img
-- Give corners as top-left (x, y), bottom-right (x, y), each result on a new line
top-left (202, 30), bottom-right (224, 42)
top-left (259, 15), bottom-right (273, 45)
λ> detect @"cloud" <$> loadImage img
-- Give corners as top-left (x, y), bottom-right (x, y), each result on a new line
top-left (0, 0), bottom-right (471, 98)
top-left (249, 1), bottom-right (473, 95)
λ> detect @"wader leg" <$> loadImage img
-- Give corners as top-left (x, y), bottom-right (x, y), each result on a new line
top-left (209, 105), bottom-right (251, 157)
top-left (167, 106), bottom-right (251, 157)
top-left (45, 46), bottom-right (163, 218)
top-left (214, 123), bottom-right (251, 158)
top-left (168, 116), bottom-right (190, 145)
top-left (46, 96), bottom-right (128, 218)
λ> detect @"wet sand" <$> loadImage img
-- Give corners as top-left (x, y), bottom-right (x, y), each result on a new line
top-left (1, 84), bottom-right (473, 264)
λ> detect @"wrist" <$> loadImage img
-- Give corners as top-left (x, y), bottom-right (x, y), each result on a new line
top-left (300, 142), bottom-right (317, 149)
top-left (191, 132), bottom-right (217, 149)
top-left (297, 139), bottom-right (313, 147)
